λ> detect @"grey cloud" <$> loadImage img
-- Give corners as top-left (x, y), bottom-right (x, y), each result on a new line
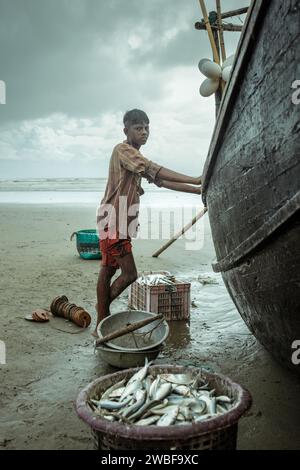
top-left (0, 0), bottom-right (217, 124)
top-left (0, 0), bottom-right (250, 177)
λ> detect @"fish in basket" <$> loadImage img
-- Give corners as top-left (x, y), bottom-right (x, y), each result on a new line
top-left (75, 364), bottom-right (252, 450)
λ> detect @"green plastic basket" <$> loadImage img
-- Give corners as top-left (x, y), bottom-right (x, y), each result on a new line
top-left (70, 229), bottom-right (102, 260)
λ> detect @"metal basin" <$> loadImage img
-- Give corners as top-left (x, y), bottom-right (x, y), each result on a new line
top-left (96, 344), bottom-right (163, 369)
top-left (96, 310), bottom-right (169, 352)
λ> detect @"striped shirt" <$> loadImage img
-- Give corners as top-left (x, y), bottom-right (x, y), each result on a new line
top-left (97, 141), bottom-right (162, 239)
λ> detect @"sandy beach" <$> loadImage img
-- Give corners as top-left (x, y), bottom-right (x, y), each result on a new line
top-left (1, 203), bottom-right (300, 450)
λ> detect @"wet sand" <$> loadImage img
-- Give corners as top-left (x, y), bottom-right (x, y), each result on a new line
top-left (0, 204), bottom-right (299, 450)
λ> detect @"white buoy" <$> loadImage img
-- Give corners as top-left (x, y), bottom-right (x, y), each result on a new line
top-left (222, 66), bottom-right (232, 82)
top-left (222, 54), bottom-right (235, 70)
top-left (199, 79), bottom-right (220, 97)
top-left (199, 59), bottom-right (222, 79)
top-left (198, 58), bottom-right (210, 72)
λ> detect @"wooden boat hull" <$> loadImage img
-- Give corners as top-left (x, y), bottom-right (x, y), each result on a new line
top-left (202, 0), bottom-right (300, 372)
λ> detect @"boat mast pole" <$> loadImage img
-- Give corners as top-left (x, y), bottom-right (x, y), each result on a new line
top-left (198, 0), bottom-right (220, 64)
top-left (216, 0), bottom-right (226, 62)
top-left (212, 28), bottom-right (222, 117)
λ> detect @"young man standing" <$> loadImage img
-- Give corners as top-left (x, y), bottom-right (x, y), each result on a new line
top-left (95, 109), bottom-right (201, 336)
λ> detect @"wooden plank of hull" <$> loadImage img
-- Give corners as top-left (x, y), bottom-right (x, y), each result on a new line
top-left (222, 214), bottom-right (300, 371)
top-left (201, 0), bottom-right (300, 371)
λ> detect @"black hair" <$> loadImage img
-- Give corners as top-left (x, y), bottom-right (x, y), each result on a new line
top-left (123, 109), bottom-right (149, 128)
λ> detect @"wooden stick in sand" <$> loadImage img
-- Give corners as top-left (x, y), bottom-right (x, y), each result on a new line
top-left (152, 207), bottom-right (208, 258)
top-left (95, 313), bottom-right (163, 347)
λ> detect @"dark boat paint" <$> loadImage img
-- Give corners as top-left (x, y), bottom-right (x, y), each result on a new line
top-left (202, 0), bottom-right (300, 371)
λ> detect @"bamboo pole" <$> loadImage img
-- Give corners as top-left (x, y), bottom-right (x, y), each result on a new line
top-left (96, 314), bottom-right (163, 347)
top-left (152, 207), bottom-right (208, 258)
top-left (198, 0), bottom-right (220, 64)
top-left (195, 22), bottom-right (243, 32)
top-left (216, 0), bottom-right (226, 63)
top-left (215, 0), bottom-right (226, 95)
top-left (221, 6), bottom-right (248, 19)
top-left (212, 28), bottom-right (224, 109)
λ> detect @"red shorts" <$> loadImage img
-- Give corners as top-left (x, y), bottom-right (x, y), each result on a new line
top-left (99, 237), bottom-right (132, 269)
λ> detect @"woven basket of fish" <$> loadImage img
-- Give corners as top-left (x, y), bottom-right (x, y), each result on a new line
top-left (70, 229), bottom-right (101, 260)
top-left (75, 364), bottom-right (252, 450)
top-left (129, 271), bottom-right (191, 321)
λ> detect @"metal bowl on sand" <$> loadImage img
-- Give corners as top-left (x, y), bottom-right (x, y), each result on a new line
top-left (95, 310), bottom-right (169, 367)
top-left (97, 310), bottom-right (169, 352)
top-left (96, 344), bottom-right (164, 369)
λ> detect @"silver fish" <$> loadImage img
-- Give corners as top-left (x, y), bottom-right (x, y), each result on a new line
top-left (103, 415), bottom-right (116, 422)
top-left (147, 399), bottom-right (169, 412)
top-left (92, 397), bottom-right (131, 410)
top-left (217, 404), bottom-right (228, 414)
top-left (216, 395), bottom-right (232, 403)
top-left (101, 379), bottom-right (126, 400)
top-left (176, 413), bottom-right (185, 421)
top-left (135, 415), bottom-right (160, 426)
top-left (167, 396), bottom-right (197, 406)
top-left (126, 358), bottom-right (150, 386)
top-left (121, 390), bottom-right (147, 418)
top-left (142, 399), bottom-right (169, 418)
top-left (190, 399), bottom-right (206, 415)
top-left (109, 386), bottom-right (126, 399)
top-left (149, 376), bottom-right (160, 400)
top-left (143, 376), bottom-right (152, 396)
top-left (198, 395), bottom-right (216, 415)
top-left (128, 399), bottom-right (161, 422)
top-left (159, 374), bottom-right (194, 385)
top-left (193, 390), bottom-right (210, 399)
top-left (210, 397), bottom-right (217, 414)
top-left (154, 382), bottom-right (172, 401)
top-left (150, 405), bottom-right (179, 416)
top-left (179, 406), bottom-right (193, 421)
top-left (172, 385), bottom-right (191, 396)
top-left (157, 406), bottom-right (179, 426)
top-left (194, 413), bottom-right (213, 422)
top-left (120, 379), bottom-right (143, 402)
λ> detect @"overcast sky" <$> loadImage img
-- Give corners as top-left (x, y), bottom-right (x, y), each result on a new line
top-left (0, 0), bottom-right (249, 178)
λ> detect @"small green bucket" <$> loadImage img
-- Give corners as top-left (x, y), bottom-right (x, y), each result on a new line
top-left (70, 229), bottom-right (101, 260)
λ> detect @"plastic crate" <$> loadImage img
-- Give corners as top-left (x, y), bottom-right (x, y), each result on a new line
top-left (128, 271), bottom-right (190, 321)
